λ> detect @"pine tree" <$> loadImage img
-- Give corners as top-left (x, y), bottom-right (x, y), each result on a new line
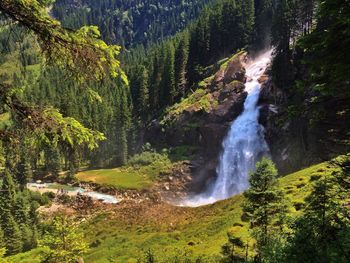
top-left (137, 66), bottom-right (149, 121)
top-left (254, 0), bottom-right (273, 49)
top-left (221, 0), bottom-right (238, 55)
top-left (221, 232), bottom-right (245, 263)
top-left (44, 145), bottom-right (62, 179)
top-left (13, 193), bottom-right (29, 226)
top-left (242, 158), bottom-right (287, 262)
top-left (1, 211), bottom-right (22, 255)
top-left (148, 53), bottom-right (161, 112)
top-left (16, 156), bottom-right (32, 189)
top-left (160, 43), bottom-right (176, 106)
top-left (40, 216), bottom-right (88, 263)
top-left (115, 88), bottom-right (130, 166)
top-left (66, 148), bottom-right (79, 181)
top-left (284, 174), bottom-right (350, 262)
top-left (174, 33), bottom-right (189, 97)
top-left (0, 170), bottom-right (17, 215)
top-left (0, 226), bottom-right (4, 249)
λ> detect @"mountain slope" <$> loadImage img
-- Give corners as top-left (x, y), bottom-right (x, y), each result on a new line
top-left (53, 0), bottom-right (215, 47)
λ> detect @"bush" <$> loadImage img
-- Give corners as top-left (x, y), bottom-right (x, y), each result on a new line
top-left (43, 191), bottom-right (56, 200)
top-left (128, 151), bottom-right (168, 167)
top-left (30, 190), bottom-right (51, 206)
top-left (57, 194), bottom-right (72, 204)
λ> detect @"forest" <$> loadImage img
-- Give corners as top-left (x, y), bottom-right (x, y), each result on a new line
top-left (0, 0), bottom-right (349, 262)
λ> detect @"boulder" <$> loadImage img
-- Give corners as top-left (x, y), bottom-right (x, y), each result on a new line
top-left (223, 52), bottom-right (247, 84)
top-left (218, 82), bottom-right (245, 102)
top-left (213, 51), bottom-right (247, 85)
top-left (213, 68), bottom-right (225, 84)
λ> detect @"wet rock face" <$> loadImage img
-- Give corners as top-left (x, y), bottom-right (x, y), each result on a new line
top-left (258, 68), bottom-right (320, 175)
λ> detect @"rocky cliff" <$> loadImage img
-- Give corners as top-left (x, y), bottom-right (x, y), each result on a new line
top-left (258, 65), bottom-right (350, 175)
top-left (145, 51), bottom-right (249, 192)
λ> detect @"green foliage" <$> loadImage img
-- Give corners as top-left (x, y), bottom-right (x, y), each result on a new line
top-left (221, 233), bottom-right (245, 263)
top-left (0, 0), bottom-right (126, 81)
top-left (39, 216), bottom-right (88, 263)
top-left (299, 0), bottom-right (350, 97)
top-left (44, 145), bottom-right (61, 179)
top-left (162, 88), bottom-right (217, 125)
top-left (39, 107), bottom-right (106, 150)
top-left (128, 150), bottom-right (168, 167)
top-left (1, 211), bottom-right (22, 255)
top-left (169, 145), bottom-right (198, 161)
top-left (283, 167), bottom-right (350, 262)
top-left (0, 0), bottom-right (129, 174)
top-left (53, 0), bottom-right (214, 48)
top-left (0, 171), bottom-right (39, 255)
top-left (243, 158), bottom-right (287, 261)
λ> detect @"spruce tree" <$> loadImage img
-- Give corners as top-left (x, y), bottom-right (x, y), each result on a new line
top-left (137, 66), bottom-right (149, 121)
top-left (40, 216), bottom-right (88, 263)
top-left (115, 88), bottom-right (130, 166)
top-left (174, 33), bottom-right (189, 97)
top-left (284, 174), bottom-right (350, 262)
top-left (1, 211), bottom-right (22, 255)
top-left (44, 145), bottom-right (62, 179)
top-left (0, 226), bottom-right (4, 249)
top-left (0, 170), bottom-right (17, 215)
top-left (148, 53), bottom-right (161, 112)
top-left (16, 152), bottom-right (32, 189)
top-left (242, 158), bottom-right (286, 262)
top-left (221, 232), bottom-right (245, 263)
top-left (160, 43), bottom-right (176, 106)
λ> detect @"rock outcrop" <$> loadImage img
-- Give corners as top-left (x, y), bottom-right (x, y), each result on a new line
top-left (259, 66), bottom-right (320, 175)
top-left (145, 51), bottom-right (249, 192)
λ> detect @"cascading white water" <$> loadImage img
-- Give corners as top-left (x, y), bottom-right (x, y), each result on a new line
top-left (179, 50), bottom-right (272, 207)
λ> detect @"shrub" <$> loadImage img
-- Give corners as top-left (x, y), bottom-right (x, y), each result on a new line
top-left (128, 151), bottom-right (168, 167)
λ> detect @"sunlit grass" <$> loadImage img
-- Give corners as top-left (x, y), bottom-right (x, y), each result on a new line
top-left (76, 151), bottom-right (173, 190)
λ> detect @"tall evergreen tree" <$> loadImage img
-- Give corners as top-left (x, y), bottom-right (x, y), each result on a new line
top-left (174, 33), bottom-right (189, 97)
top-left (1, 211), bottom-right (22, 255)
top-left (40, 216), bottom-right (88, 263)
top-left (136, 65), bottom-right (149, 121)
top-left (242, 158), bottom-right (287, 262)
top-left (160, 43), bottom-right (176, 106)
top-left (0, 170), bottom-right (17, 215)
top-left (44, 145), bottom-right (62, 179)
top-left (284, 174), bottom-right (350, 262)
top-left (115, 87), bottom-right (130, 166)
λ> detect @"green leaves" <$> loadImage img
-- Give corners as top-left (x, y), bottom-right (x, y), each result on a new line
top-left (40, 107), bottom-right (106, 150)
top-left (40, 216), bottom-right (89, 263)
top-left (0, 0), bottom-right (127, 83)
top-left (242, 158), bottom-right (287, 260)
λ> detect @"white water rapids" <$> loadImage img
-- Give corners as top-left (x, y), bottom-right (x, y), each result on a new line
top-left (179, 50), bottom-right (272, 207)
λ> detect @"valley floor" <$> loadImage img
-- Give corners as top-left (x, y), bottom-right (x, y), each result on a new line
top-left (9, 160), bottom-right (340, 262)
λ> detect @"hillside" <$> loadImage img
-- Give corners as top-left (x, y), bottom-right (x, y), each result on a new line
top-left (53, 0), bottom-right (215, 47)
top-left (8, 158), bottom-right (342, 262)
top-left (0, 0), bottom-right (349, 262)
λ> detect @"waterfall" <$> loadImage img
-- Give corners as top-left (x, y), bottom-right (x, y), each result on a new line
top-left (179, 50), bottom-right (272, 207)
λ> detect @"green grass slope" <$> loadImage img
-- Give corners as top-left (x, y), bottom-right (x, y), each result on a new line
top-left (80, 160), bottom-right (338, 262)
top-left (76, 151), bottom-right (172, 190)
top-left (9, 159), bottom-right (340, 262)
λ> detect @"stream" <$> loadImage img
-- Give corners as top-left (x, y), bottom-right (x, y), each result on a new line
top-left (27, 182), bottom-right (119, 204)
